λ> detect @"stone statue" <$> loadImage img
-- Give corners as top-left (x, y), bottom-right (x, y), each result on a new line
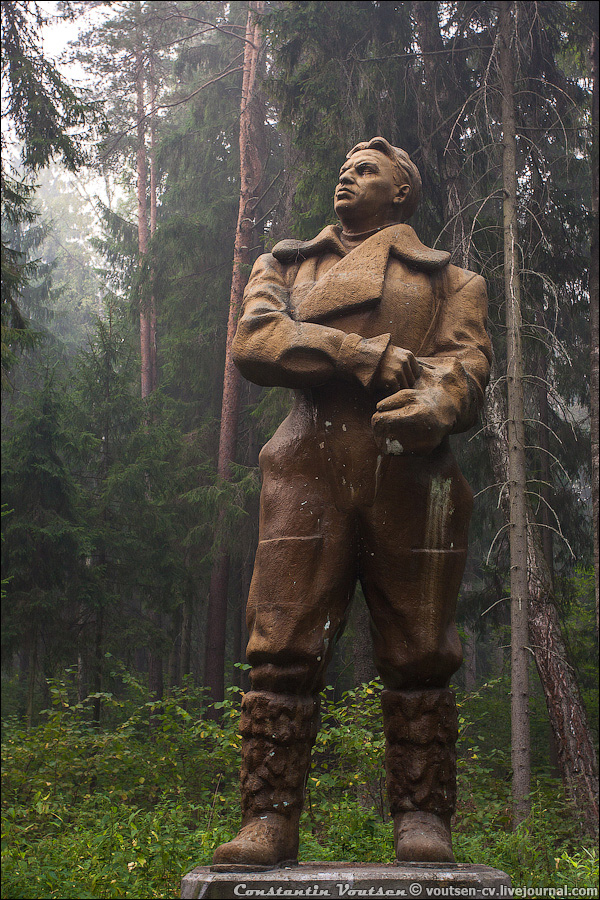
top-left (212, 137), bottom-right (491, 871)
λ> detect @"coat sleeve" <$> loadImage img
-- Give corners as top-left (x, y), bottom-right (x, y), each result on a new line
top-left (232, 253), bottom-right (392, 389)
top-left (418, 267), bottom-right (492, 434)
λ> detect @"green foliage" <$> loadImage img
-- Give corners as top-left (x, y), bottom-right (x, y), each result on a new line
top-left (1, 179), bottom-right (45, 383)
top-left (1, 1), bottom-right (92, 174)
top-left (1, 373), bottom-right (90, 671)
top-left (262, 1), bottom-right (418, 238)
top-left (1, 1), bottom-right (101, 382)
top-left (2, 677), bottom-right (598, 899)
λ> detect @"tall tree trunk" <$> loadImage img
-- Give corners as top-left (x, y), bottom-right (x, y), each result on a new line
top-left (499, 0), bottom-right (531, 827)
top-left (204, 1), bottom-right (265, 705)
top-left (464, 625), bottom-right (477, 692)
top-left (26, 629), bottom-right (38, 730)
top-left (179, 597), bottom-right (192, 683)
top-left (77, 651), bottom-right (86, 704)
top-left (135, 14), bottom-right (163, 704)
top-left (353, 592), bottom-right (377, 685)
top-left (535, 311), bottom-right (554, 579)
top-left (589, 8), bottom-right (599, 636)
top-left (92, 603), bottom-right (104, 726)
top-left (135, 34), bottom-right (151, 401)
top-left (149, 51), bottom-right (158, 393)
top-left (168, 604), bottom-right (182, 690)
top-left (484, 360), bottom-right (599, 835)
top-left (527, 522), bottom-right (599, 833)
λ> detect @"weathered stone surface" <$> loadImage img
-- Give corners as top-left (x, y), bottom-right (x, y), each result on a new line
top-left (240, 691), bottom-right (320, 818)
top-left (211, 136), bottom-right (493, 869)
top-left (382, 689), bottom-right (458, 818)
top-left (181, 861), bottom-right (511, 900)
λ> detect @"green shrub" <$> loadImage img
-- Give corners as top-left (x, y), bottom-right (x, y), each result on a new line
top-left (2, 676), bottom-right (598, 898)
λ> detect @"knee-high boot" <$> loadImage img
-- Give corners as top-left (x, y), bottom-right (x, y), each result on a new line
top-left (382, 688), bottom-right (459, 863)
top-left (212, 690), bottom-right (319, 871)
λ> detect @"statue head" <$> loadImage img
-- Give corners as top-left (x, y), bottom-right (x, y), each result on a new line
top-left (334, 137), bottom-right (421, 233)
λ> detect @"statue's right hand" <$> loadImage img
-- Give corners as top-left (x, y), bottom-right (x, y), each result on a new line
top-left (374, 344), bottom-right (421, 393)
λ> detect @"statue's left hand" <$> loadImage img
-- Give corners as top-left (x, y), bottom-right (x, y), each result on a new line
top-left (371, 359), bottom-right (466, 455)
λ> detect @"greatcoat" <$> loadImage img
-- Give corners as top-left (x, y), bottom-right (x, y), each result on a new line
top-left (232, 223), bottom-right (492, 696)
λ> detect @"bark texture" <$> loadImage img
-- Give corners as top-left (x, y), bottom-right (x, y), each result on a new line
top-left (590, 12), bottom-right (599, 635)
top-left (135, 37), bottom-right (152, 401)
top-left (204, 1), bottom-right (265, 704)
top-left (135, 16), bottom-right (162, 703)
top-left (484, 367), bottom-right (599, 835)
top-left (149, 51), bottom-right (158, 393)
top-left (499, 0), bottom-right (531, 826)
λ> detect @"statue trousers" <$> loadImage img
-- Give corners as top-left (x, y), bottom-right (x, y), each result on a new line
top-left (245, 412), bottom-right (472, 697)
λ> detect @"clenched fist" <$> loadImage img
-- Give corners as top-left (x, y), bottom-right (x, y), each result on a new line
top-left (374, 344), bottom-right (422, 392)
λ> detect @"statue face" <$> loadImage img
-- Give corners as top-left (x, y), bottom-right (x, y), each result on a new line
top-left (334, 149), bottom-right (404, 229)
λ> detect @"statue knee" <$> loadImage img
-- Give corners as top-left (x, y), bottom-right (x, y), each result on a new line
top-left (249, 659), bottom-right (322, 695)
top-left (376, 647), bottom-right (462, 692)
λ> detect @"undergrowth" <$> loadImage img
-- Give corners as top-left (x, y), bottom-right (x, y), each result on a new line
top-left (1, 673), bottom-right (598, 899)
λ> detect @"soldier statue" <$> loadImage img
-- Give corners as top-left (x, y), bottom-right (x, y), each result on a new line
top-left (212, 137), bottom-right (491, 870)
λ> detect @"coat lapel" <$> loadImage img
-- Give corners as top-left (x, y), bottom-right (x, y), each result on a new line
top-left (272, 225), bottom-right (451, 324)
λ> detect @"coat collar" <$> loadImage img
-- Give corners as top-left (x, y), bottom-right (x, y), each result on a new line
top-left (272, 223), bottom-right (451, 272)
top-left (272, 224), bottom-right (450, 324)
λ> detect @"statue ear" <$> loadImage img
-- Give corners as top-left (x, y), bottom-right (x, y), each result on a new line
top-left (394, 183), bottom-right (411, 206)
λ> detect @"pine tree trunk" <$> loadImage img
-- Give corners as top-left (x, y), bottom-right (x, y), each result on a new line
top-left (464, 625), bottom-right (477, 692)
top-left (135, 18), bottom-right (163, 706)
top-left (149, 51), bottom-right (158, 393)
top-left (77, 651), bottom-right (86, 704)
top-left (135, 33), bottom-right (151, 401)
top-left (535, 312), bottom-right (554, 578)
top-left (26, 630), bottom-right (38, 730)
top-left (204, 1), bottom-right (265, 705)
top-left (168, 604), bottom-right (182, 690)
top-left (484, 360), bottom-right (599, 835)
top-left (92, 597), bottom-right (104, 726)
top-left (499, 0), bottom-right (531, 827)
top-left (527, 526), bottom-right (599, 834)
top-left (352, 594), bottom-right (377, 685)
top-left (148, 613), bottom-right (164, 700)
top-left (179, 598), bottom-right (192, 684)
top-left (590, 12), bottom-right (599, 636)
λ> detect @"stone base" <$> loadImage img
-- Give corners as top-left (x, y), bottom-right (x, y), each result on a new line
top-left (181, 861), bottom-right (512, 899)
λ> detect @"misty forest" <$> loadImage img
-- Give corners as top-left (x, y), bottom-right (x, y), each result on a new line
top-left (1, 1), bottom-right (599, 897)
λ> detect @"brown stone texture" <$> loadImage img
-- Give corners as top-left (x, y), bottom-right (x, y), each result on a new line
top-left (210, 138), bottom-right (491, 867)
top-left (239, 691), bottom-right (319, 818)
top-left (382, 688), bottom-right (458, 817)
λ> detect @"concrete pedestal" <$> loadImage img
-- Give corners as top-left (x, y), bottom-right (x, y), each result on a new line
top-left (181, 861), bottom-right (512, 899)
